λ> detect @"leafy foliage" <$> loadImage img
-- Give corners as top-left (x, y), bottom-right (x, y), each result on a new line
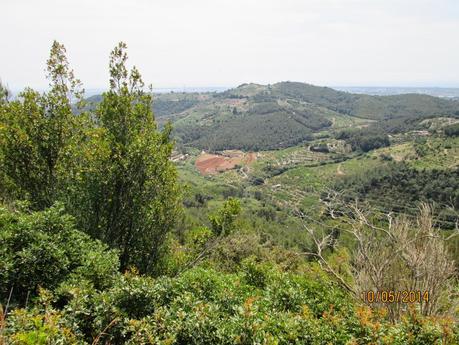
top-left (1, 42), bottom-right (459, 345)
top-left (0, 41), bottom-right (84, 209)
top-left (209, 198), bottom-right (241, 236)
top-left (3, 264), bottom-right (458, 344)
top-left (0, 42), bottom-right (181, 274)
top-left (0, 204), bottom-right (119, 306)
top-left (65, 43), bottom-right (181, 273)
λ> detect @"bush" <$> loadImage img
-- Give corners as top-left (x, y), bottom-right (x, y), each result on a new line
top-left (209, 198), bottom-right (241, 236)
top-left (159, 226), bottom-right (214, 275)
top-left (241, 256), bottom-right (274, 288)
top-left (0, 204), bottom-right (119, 306)
top-left (3, 265), bottom-right (458, 344)
top-left (2, 303), bottom-right (79, 344)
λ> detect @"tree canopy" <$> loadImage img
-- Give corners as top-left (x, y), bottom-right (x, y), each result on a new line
top-left (0, 41), bottom-right (181, 274)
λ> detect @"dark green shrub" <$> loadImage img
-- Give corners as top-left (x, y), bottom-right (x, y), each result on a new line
top-left (241, 257), bottom-right (274, 288)
top-left (0, 204), bottom-right (119, 305)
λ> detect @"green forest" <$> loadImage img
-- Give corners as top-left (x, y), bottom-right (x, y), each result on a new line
top-left (1, 42), bottom-right (459, 345)
top-left (130, 81), bottom-right (459, 152)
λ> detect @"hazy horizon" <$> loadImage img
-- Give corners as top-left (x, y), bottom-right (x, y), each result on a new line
top-left (4, 85), bottom-right (459, 103)
top-left (2, 0), bottom-right (459, 90)
top-left (6, 84), bottom-right (459, 94)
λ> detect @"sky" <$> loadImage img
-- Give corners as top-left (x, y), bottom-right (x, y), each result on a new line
top-left (2, 0), bottom-right (459, 91)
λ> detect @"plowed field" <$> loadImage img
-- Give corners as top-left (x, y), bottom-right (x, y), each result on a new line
top-left (195, 151), bottom-right (256, 175)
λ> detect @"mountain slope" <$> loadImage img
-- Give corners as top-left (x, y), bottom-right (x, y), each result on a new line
top-left (86, 82), bottom-right (459, 151)
top-left (269, 82), bottom-right (459, 120)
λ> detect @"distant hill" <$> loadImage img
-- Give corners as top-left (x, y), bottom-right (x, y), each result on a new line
top-left (85, 82), bottom-right (459, 151)
top-left (335, 86), bottom-right (459, 98)
top-left (265, 82), bottom-right (459, 120)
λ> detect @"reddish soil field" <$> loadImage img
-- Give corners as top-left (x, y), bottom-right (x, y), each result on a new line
top-left (195, 152), bottom-right (256, 175)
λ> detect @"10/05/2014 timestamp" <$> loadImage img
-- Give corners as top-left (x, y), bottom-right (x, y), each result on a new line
top-left (361, 290), bottom-right (429, 304)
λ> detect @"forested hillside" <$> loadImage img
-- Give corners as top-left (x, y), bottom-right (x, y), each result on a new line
top-left (1, 42), bottom-right (459, 344)
top-left (85, 81), bottom-right (459, 151)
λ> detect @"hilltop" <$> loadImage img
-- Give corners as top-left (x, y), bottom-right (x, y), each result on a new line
top-left (116, 81), bottom-right (459, 151)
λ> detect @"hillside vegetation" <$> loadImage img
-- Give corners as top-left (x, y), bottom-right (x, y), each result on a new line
top-left (84, 81), bottom-right (459, 151)
top-left (138, 81), bottom-right (459, 151)
top-left (1, 42), bottom-right (459, 344)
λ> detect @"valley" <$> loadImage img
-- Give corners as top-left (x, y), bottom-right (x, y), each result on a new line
top-left (84, 81), bottom-right (459, 254)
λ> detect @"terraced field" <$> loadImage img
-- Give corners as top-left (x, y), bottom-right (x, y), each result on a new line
top-left (177, 129), bottom-right (458, 229)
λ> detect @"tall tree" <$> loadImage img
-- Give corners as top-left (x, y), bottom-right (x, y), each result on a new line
top-left (71, 42), bottom-right (181, 273)
top-left (0, 41), bottom-right (180, 273)
top-left (0, 41), bottom-right (83, 208)
top-left (0, 80), bottom-right (10, 103)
